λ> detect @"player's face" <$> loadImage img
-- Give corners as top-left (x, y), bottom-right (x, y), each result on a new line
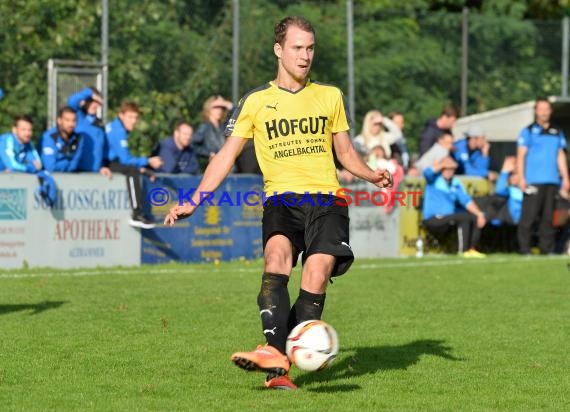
top-left (535, 101), bottom-right (552, 124)
top-left (119, 110), bottom-right (139, 132)
top-left (174, 124), bottom-right (193, 148)
top-left (57, 112), bottom-right (77, 135)
top-left (87, 99), bottom-right (100, 115)
top-left (442, 115), bottom-right (457, 129)
top-left (13, 120), bottom-right (33, 144)
top-left (275, 25), bottom-right (315, 84)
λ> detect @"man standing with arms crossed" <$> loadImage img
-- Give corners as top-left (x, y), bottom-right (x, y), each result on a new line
top-left (164, 16), bottom-right (392, 390)
top-left (517, 98), bottom-right (569, 255)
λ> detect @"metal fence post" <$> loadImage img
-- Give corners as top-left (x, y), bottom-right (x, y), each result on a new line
top-left (562, 16), bottom-right (569, 98)
top-left (461, 7), bottom-right (469, 117)
top-left (347, 0), bottom-right (355, 136)
top-left (101, 0), bottom-right (108, 123)
top-left (232, 0), bottom-right (240, 104)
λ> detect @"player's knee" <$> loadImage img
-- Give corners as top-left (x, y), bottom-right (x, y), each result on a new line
top-left (264, 250), bottom-right (292, 274)
top-left (301, 269), bottom-right (329, 293)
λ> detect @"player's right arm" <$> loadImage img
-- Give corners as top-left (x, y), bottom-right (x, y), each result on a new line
top-left (164, 136), bottom-right (248, 225)
top-left (516, 128), bottom-right (529, 191)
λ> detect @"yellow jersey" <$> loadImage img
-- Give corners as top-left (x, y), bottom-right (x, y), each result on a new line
top-left (225, 80), bottom-right (351, 194)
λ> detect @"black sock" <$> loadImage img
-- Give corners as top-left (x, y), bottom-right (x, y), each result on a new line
top-left (288, 289), bottom-right (326, 332)
top-left (257, 273), bottom-right (290, 354)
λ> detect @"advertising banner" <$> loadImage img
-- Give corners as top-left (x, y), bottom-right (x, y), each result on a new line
top-left (0, 173), bottom-right (141, 268)
top-left (141, 174), bottom-right (264, 264)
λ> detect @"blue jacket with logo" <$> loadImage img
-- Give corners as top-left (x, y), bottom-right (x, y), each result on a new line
top-left (105, 118), bottom-right (148, 168)
top-left (40, 127), bottom-right (85, 172)
top-left (68, 88), bottom-right (106, 171)
top-left (453, 137), bottom-right (490, 178)
top-left (422, 167), bottom-right (473, 220)
top-left (0, 132), bottom-right (41, 172)
top-left (518, 122), bottom-right (566, 185)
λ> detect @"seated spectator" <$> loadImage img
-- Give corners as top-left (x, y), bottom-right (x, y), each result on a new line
top-left (388, 111), bottom-right (410, 170)
top-left (155, 120), bottom-right (199, 174)
top-left (419, 104), bottom-right (458, 156)
top-left (67, 87), bottom-right (112, 178)
top-left (192, 95), bottom-right (233, 171)
top-left (422, 156), bottom-right (487, 258)
top-left (494, 156), bottom-right (523, 225)
top-left (453, 125), bottom-right (495, 180)
top-left (40, 107), bottom-right (85, 172)
top-left (415, 133), bottom-right (454, 174)
top-left (105, 101), bottom-right (163, 228)
top-left (354, 110), bottom-right (402, 159)
top-left (0, 115), bottom-right (42, 173)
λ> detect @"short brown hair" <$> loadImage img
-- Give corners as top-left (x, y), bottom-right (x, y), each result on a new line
top-left (120, 101), bottom-right (139, 114)
top-left (440, 104), bottom-right (459, 118)
top-left (13, 115), bottom-right (33, 127)
top-left (57, 106), bottom-right (76, 118)
top-left (274, 16), bottom-right (315, 46)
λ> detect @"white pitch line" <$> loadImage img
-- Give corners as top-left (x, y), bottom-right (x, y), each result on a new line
top-left (0, 256), bottom-right (565, 280)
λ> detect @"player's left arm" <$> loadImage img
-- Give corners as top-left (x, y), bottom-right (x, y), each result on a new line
top-left (333, 131), bottom-right (392, 189)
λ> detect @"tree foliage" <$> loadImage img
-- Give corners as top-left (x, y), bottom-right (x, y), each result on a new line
top-left (0, 0), bottom-right (566, 154)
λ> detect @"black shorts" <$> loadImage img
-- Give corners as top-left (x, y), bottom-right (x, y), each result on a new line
top-left (262, 194), bottom-right (354, 277)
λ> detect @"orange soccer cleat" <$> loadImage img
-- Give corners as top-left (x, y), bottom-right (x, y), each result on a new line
top-left (230, 345), bottom-right (290, 376)
top-left (264, 374), bottom-right (298, 390)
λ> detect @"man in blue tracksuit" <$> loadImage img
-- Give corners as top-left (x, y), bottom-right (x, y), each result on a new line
top-left (422, 156), bottom-right (487, 257)
top-left (517, 98), bottom-right (569, 254)
top-left (105, 101), bottom-right (163, 228)
top-left (453, 125), bottom-right (492, 179)
top-left (155, 121), bottom-right (199, 174)
top-left (40, 107), bottom-right (85, 172)
top-left (67, 87), bottom-right (112, 178)
top-left (0, 115), bottom-right (42, 173)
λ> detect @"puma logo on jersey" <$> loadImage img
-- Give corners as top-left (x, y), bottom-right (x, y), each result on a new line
top-left (341, 241), bottom-right (352, 249)
top-left (266, 102), bottom-right (278, 111)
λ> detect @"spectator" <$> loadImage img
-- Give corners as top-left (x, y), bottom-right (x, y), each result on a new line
top-left (367, 144), bottom-right (404, 214)
top-left (192, 95), bottom-right (234, 171)
top-left (422, 156), bottom-right (487, 258)
top-left (453, 125), bottom-right (494, 179)
top-left (517, 98), bottom-right (570, 254)
top-left (154, 120), bottom-right (199, 174)
top-left (494, 156), bottom-right (523, 225)
top-left (105, 101), bottom-right (163, 228)
top-left (67, 87), bottom-right (112, 178)
top-left (0, 115), bottom-right (42, 173)
top-left (388, 111), bottom-right (410, 170)
top-left (419, 104), bottom-right (458, 156)
top-left (415, 132), bottom-right (454, 174)
top-left (354, 110), bottom-right (402, 158)
top-left (40, 107), bottom-right (85, 172)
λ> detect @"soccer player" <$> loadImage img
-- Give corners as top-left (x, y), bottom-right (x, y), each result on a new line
top-left (517, 98), bottom-right (569, 254)
top-left (164, 16), bottom-right (392, 390)
top-left (40, 107), bottom-right (85, 172)
top-left (67, 87), bottom-right (112, 178)
top-left (105, 101), bottom-right (163, 228)
top-left (0, 115), bottom-right (42, 173)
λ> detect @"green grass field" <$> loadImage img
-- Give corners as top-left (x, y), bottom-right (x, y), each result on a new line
top-left (1, 256), bottom-right (569, 411)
